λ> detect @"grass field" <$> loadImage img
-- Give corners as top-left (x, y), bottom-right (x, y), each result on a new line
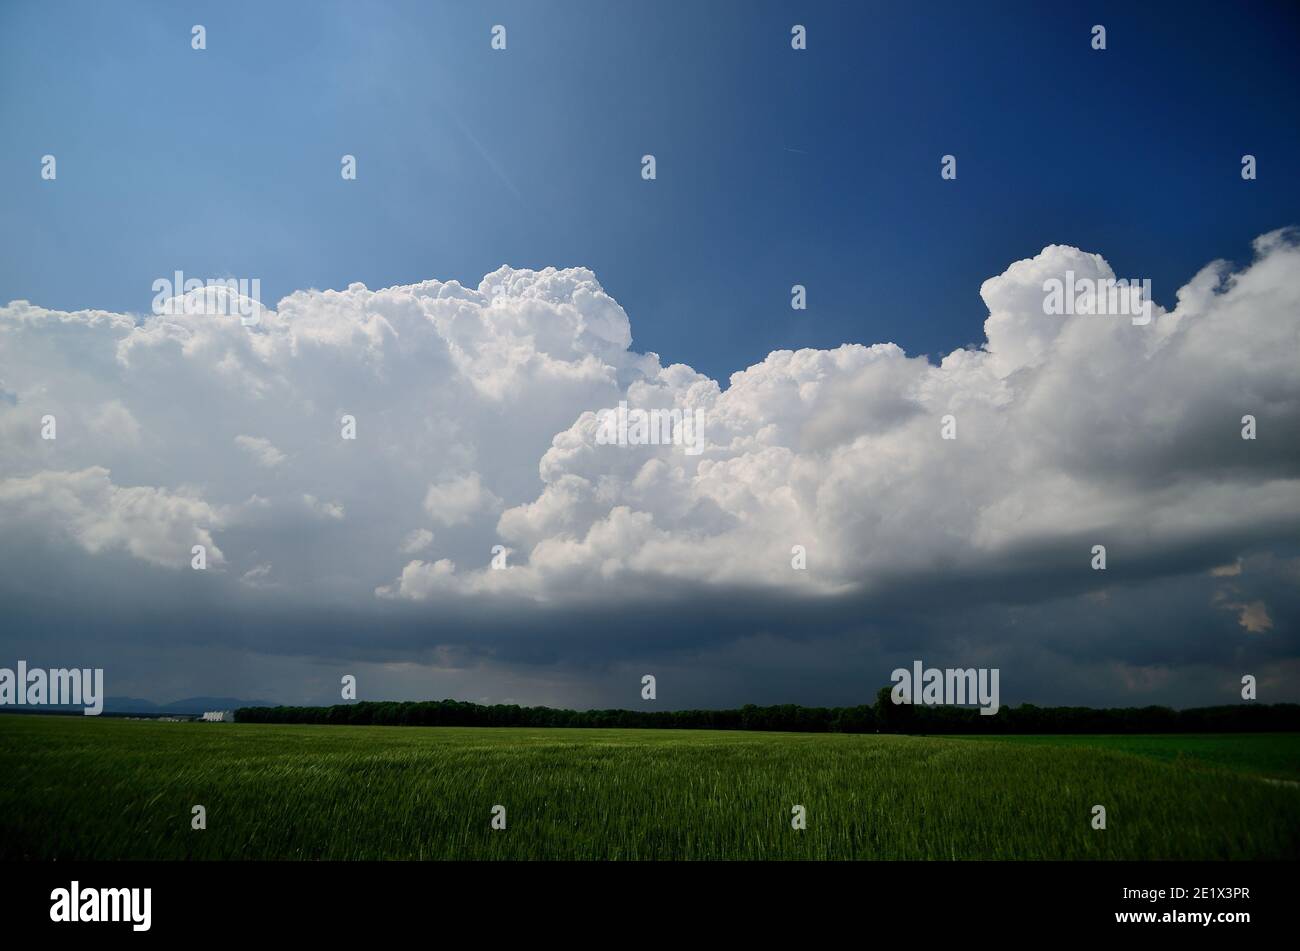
top-left (2, 715), bottom-right (1298, 860)
top-left (954, 734), bottom-right (1300, 783)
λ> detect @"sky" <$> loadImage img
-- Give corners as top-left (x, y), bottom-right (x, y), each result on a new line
top-left (1, 1), bottom-right (1298, 710)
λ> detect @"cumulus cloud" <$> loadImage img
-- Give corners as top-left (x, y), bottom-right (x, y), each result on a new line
top-left (302, 494), bottom-right (345, 520)
top-left (235, 435), bottom-right (286, 468)
top-left (0, 265), bottom-right (643, 601)
top-left (381, 230), bottom-right (1300, 604)
top-left (399, 528), bottom-right (434, 554)
top-left (0, 466), bottom-right (224, 569)
top-left (423, 473), bottom-right (500, 526)
top-left (1, 237), bottom-right (1298, 705)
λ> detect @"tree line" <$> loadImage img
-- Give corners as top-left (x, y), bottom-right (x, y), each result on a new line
top-left (236, 690), bottom-right (1300, 734)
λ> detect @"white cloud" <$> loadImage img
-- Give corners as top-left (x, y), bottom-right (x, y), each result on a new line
top-left (0, 466), bottom-right (224, 569)
top-left (1, 236), bottom-right (1297, 613)
top-left (399, 528), bottom-right (434, 554)
top-left (302, 494), bottom-right (345, 520)
top-left (234, 435), bottom-right (286, 468)
top-left (423, 473), bottom-right (500, 526)
top-left (376, 558), bottom-right (456, 601)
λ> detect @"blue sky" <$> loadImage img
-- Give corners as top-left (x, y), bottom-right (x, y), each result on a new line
top-left (4, 0), bottom-right (1298, 382)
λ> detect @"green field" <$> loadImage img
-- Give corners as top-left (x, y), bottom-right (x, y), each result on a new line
top-left (954, 733), bottom-right (1300, 783)
top-left (2, 715), bottom-right (1298, 860)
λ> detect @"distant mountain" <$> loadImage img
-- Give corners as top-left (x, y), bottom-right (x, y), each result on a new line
top-left (101, 696), bottom-right (274, 715)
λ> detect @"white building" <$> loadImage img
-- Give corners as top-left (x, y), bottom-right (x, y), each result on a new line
top-left (201, 710), bottom-right (235, 722)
